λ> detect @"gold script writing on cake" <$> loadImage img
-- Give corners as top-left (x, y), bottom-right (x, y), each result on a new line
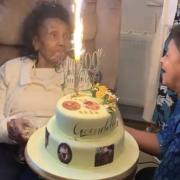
top-left (73, 115), bottom-right (118, 137)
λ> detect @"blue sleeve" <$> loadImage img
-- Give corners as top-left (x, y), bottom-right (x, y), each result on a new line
top-left (156, 119), bottom-right (174, 159)
top-left (154, 133), bottom-right (180, 180)
top-left (157, 130), bottom-right (169, 159)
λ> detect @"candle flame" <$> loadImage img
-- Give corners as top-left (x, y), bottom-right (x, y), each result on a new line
top-left (73, 0), bottom-right (83, 61)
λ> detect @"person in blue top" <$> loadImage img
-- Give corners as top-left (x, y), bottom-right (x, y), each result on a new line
top-left (126, 24), bottom-right (180, 180)
top-left (152, 2), bottom-right (180, 128)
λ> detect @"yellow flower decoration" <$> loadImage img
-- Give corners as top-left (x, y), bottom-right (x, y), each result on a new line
top-left (91, 83), bottom-right (116, 113)
top-left (96, 90), bottom-right (106, 98)
top-left (98, 85), bottom-right (108, 92)
top-left (95, 85), bottom-right (108, 98)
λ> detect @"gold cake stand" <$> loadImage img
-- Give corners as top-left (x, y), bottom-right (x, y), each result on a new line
top-left (25, 123), bottom-right (139, 180)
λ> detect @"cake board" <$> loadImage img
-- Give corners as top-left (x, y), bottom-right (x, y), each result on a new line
top-left (25, 126), bottom-right (139, 180)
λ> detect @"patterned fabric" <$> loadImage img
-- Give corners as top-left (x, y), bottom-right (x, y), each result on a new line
top-left (153, 99), bottom-right (180, 180)
top-left (152, 2), bottom-right (180, 127)
top-left (152, 83), bottom-right (177, 127)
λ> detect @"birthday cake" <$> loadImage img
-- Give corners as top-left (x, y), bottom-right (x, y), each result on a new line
top-left (44, 85), bottom-right (125, 168)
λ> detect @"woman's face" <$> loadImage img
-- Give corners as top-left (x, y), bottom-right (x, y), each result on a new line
top-left (161, 39), bottom-right (180, 92)
top-left (33, 18), bottom-right (71, 68)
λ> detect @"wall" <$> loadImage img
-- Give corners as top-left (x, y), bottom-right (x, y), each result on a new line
top-left (116, 0), bottom-right (163, 107)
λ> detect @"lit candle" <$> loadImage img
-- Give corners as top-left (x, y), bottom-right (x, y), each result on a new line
top-left (73, 0), bottom-right (83, 94)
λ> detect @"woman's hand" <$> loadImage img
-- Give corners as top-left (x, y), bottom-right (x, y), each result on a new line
top-left (7, 118), bottom-right (36, 144)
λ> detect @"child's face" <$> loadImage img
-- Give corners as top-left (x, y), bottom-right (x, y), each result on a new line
top-left (161, 39), bottom-right (180, 92)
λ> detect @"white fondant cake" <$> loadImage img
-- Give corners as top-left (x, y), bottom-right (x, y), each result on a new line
top-left (56, 93), bottom-right (117, 139)
top-left (45, 92), bottom-right (124, 168)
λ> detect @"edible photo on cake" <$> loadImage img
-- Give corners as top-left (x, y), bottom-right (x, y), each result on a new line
top-left (45, 128), bottom-right (50, 148)
top-left (57, 143), bottom-right (72, 164)
top-left (95, 144), bottom-right (114, 167)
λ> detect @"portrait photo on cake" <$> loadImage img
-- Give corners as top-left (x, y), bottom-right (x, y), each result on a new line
top-left (95, 144), bottom-right (114, 167)
top-left (45, 128), bottom-right (50, 148)
top-left (57, 143), bottom-right (72, 164)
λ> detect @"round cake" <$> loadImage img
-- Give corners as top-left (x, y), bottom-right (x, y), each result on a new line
top-left (45, 90), bottom-right (125, 168)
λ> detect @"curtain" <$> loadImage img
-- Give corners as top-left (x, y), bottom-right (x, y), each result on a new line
top-left (143, 0), bottom-right (178, 122)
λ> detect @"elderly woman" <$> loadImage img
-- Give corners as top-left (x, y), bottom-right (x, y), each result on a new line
top-left (0, 2), bottom-right (80, 180)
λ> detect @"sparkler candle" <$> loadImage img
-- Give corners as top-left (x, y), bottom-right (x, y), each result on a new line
top-left (73, 0), bottom-right (83, 94)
